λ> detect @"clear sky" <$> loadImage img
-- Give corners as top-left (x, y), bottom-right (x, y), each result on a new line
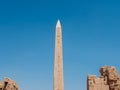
top-left (0, 0), bottom-right (120, 90)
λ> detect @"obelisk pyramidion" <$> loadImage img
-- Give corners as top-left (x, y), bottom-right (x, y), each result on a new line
top-left (54, 20), bottom-right (64, 90)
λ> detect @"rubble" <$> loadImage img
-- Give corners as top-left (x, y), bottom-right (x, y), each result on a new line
top-left (0, 78), bottom-right (19, 90)
top-left (87, 66), bottom-right (120, 90)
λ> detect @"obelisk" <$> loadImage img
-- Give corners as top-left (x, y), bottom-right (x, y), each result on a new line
top-left (54, 20), bottom-right (64, 90)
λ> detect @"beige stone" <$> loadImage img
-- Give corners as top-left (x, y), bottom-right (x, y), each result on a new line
top-left (0, 78), bottom-right (19, 90)
top-left (54, 20), bottom-right (64, 90)
top-left (87, 66), bottom-right (120, 90)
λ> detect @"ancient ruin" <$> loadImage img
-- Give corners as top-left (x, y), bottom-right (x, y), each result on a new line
top-left (54, 20), bottom-right (64, 90)
top-left (87, 66), bottom-right (120, 90)
top-left (0, 78), bottom-right (19, 90)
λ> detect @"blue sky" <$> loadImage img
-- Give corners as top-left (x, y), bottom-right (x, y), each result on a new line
top-left (0, 0), bottom-right (120, 90)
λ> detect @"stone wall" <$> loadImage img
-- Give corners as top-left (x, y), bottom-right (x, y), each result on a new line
top-left (87, 66), bottom-right (120, 90)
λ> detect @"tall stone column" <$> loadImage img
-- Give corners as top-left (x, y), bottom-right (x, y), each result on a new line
top-left (54, 20), bottom-right (64, 90)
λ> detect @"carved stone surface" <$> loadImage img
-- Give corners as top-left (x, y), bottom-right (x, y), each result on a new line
top-left (87, 66), bottom-right (120, 90)
top-left (54, 20), bottom-right (64, 90)
top-left (0, 78), bottom-right (19, 90)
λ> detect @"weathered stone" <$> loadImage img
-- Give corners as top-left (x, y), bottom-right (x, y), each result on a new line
top-left (87, 66), bottom-right (120, 90)
top-left (54, 20), bottom-right (64, 90)
top-left (0, 78), bottom-right (19, 90)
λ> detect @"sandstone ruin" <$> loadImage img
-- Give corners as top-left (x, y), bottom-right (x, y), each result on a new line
top-left (87, 66), bottom-right (120, 90)
top-left (0, 78), bottom-right (19, 90)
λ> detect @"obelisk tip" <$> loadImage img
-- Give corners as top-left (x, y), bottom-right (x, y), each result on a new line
top-left (56, 19), bottom-right (61, 27)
